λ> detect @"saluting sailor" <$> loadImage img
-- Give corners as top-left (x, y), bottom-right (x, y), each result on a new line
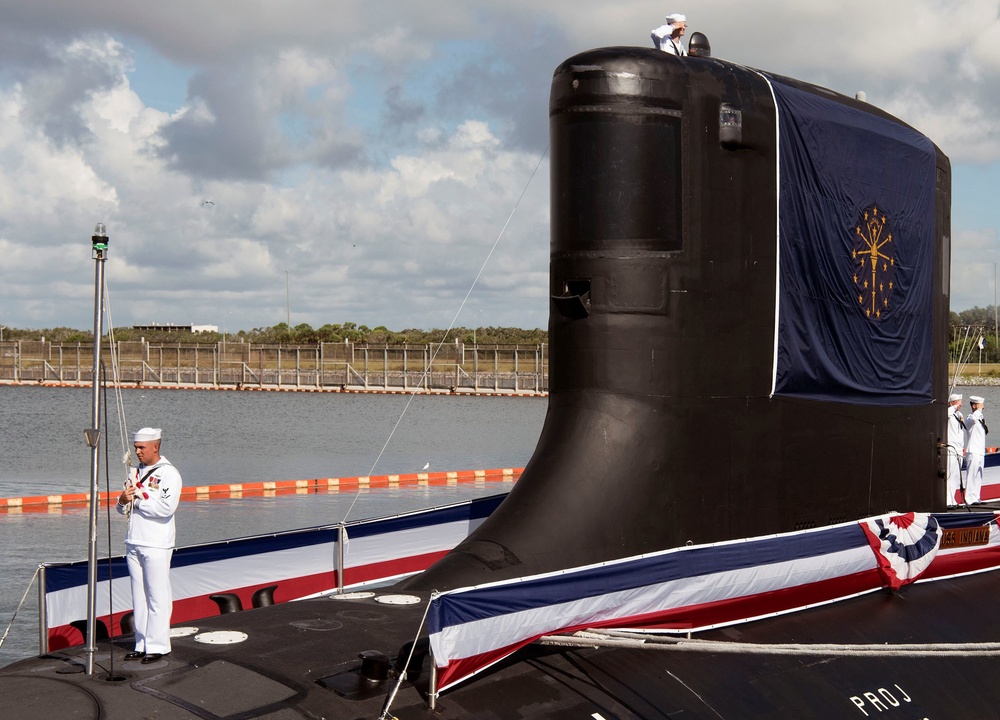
top-left (116, 427), bottom-right (183, 664)
top-left (964, 396), bottom-right (989, 505)
top-left (946, 393), bottom-right (965, 506)
top-left (651, 13), bottom-right (688, 56)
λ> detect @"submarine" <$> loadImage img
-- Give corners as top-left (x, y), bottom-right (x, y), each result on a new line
top-left (5, 41), bottom-right (1000, 719)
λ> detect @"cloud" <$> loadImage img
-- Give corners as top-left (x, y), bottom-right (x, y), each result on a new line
top-left (951, 227), bottom-right (1000, 311)
top-left (154, 48), bottom-right (365, 180)
top-left (0, 0), bottom-right (999, 333)
top-left (2, 34), bottom-right (129, 148)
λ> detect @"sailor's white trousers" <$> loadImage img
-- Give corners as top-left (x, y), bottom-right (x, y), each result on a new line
top-left (126, 544), bottom-right (174, 654)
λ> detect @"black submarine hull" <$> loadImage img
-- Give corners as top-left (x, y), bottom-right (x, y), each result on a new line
top-left (4, 572), bottom-right (1000, 719)
top-left (2, 47), bottom-right (987, 720)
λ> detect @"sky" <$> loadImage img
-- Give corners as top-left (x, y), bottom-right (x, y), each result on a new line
top-left (1, 1), bottom-right (999, 335)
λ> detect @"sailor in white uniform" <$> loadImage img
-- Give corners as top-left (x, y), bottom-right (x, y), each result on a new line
top-left (964, 396), bottom-right (988, 505)
top-left (116, 427), bottom-right (182, 662)
top-left (946, 393), bottom-right (965, 506)
top-left (651, 13), bottom-right (688, 56)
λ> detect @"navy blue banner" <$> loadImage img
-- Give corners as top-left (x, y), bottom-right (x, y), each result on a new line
top-left (769, 78), bottom-right (936, 405)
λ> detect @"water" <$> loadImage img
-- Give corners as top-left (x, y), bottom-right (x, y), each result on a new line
top-left (1, 385), bottom-right (546, 495)
top-left (0, 385), bottom-right (547, 664)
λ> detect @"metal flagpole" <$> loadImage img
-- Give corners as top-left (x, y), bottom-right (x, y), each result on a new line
top-left (84, 224), bottom-right (108, 676)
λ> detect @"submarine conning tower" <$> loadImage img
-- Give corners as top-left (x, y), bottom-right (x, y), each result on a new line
top-left (407, 46), bottom-right (952, 592)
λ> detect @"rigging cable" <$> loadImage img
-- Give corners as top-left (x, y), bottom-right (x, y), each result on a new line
top-left (100, 360), bottom-right (121, 679)
top-left (102, 279), bottom-right (136, 529)
top-left (102, 277), bottom-right (133, 472)
top-left (950, 325), bottom-right (981, 395)
top-left (339, 143), bottom-right (549, 526)
top-left (377, 592), bottom-right (438, 720)
top-left (92, 279), bottom-right (132, 676)
top-left (0, 567), bottom-right (40, 652)
top-left (537, 628), bottom-right (1000, 657)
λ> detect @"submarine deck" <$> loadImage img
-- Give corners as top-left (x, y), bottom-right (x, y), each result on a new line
top-left (5, 554), bottom-right (1000, 719)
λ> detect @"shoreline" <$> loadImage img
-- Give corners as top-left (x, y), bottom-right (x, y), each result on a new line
top-left (0, 378), bottom-right (546, 397)
top-left (954, 376), bottom-right (1000, 386)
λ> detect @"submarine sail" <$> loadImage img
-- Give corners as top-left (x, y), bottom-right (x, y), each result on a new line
top-left (409, 46), bottom-right (951, 592)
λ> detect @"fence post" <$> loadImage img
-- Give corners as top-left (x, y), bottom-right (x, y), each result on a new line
top-left (535, 345), bottom-right (540, 393)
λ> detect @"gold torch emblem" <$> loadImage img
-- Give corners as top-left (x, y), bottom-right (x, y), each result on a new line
top-left (852, 204), bottom-right (894, 320)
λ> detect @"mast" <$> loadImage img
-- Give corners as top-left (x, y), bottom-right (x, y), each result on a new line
top-left (83, 223), bottom-right (108, 676)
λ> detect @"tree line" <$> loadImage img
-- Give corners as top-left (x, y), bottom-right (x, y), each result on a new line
top-left (6, 306), bottom-right (995, 354)
top-left (951, 306), bottom-right (1000, 365)
top-left (0, 322), bottom-right (548, 346)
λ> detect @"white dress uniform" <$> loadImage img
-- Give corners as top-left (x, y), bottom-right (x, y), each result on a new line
top-left (651, 14), bottom-right (687, 56)
top-left (964, 397), bottom-right (988, 504)
top-left (117, 451), bottom-right (182, 655)
top-left (947, 396), bottom-right (965, 506)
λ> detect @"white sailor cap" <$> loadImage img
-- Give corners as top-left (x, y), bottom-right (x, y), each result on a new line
top-left (666, 13), bottom-right (686, 24)
top-left (970, 396), bottom-right (985, 405)
top-left (949, 393), bottom-right (963, 403)
top-left (133, 427), bottom-right (162, 442)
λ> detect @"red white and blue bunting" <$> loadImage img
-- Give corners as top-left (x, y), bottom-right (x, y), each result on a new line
top-left (427, 511), bottom-right (997, 694)
top-left (860, 512), bottom-right (941, 590)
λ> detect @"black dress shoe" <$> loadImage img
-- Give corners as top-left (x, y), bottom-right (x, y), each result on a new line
top-left (141, 653), bottom-right (167, 664)
top-left (123, 651), bottom-right (145, 661)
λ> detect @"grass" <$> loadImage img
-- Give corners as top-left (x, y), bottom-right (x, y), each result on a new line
top-left (950, 363), bottom-right (1000, 379)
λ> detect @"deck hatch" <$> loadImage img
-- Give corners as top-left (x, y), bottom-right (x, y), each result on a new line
top-left (136, 660), bottom-right (301, 719)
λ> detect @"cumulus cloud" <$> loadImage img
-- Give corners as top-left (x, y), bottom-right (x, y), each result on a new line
top-left (0, 0), bottom-right (998, 332)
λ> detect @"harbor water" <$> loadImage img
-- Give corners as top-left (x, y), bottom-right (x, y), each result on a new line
top-left (0, 384), bottom-right (547, 665)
